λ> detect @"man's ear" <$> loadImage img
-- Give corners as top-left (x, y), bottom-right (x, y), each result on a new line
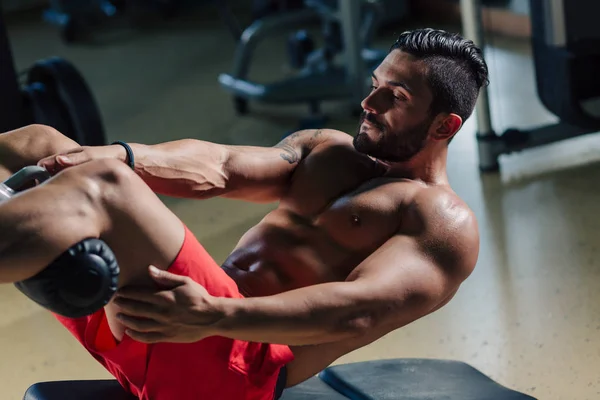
top-left (431, 113), bottom-right (462, 141)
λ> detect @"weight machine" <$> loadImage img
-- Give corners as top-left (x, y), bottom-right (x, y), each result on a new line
top-left (461, 0), bottom-right (600, 172)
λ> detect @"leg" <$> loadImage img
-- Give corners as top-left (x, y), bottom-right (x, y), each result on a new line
top-left (1, 159), bottom-right (292, 399)
top-left (0, 159), bottom-right (186, 338)
top-left (0, 158), bottom-right (183, 283)
top-left (1, 159), bottom-right (295, 399)
top-left (0, 124), bottom-right (79, 180)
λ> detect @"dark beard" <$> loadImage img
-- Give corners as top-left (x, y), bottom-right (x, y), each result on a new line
top-left (353, 111), bottom-right (431, 162)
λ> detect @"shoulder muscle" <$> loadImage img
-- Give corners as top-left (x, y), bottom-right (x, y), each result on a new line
top-left (410, 188), bottom-right (479, 280)
top-left (273, 129), bottom-right (352, 163)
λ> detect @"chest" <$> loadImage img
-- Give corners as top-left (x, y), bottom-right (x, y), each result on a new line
top-left (282, 145), bottom-right (413, 251)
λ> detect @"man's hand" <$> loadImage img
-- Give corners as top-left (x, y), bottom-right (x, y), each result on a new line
top-left (37, 145), bottom-right (127, 174)
top-left (109, 188), bottom-right (476, 348)
top-left (113, 266), bottom-right (223, 344)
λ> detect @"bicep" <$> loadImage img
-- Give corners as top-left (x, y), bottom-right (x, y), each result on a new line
top-left (222, 129), bottom-right (338, 202)
top-left (222, 145), bottom-right (298, 202)
top-left (346, 235), bottom-right (459, 331)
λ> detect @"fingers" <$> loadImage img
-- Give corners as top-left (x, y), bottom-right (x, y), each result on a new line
top-left (117, 313), bottom-right (161, 332)
top-left (115, 287), bottom-right (163, 303)
top-left (148, 266), bottom-right (189, 289)
top-left (124, 329), bottom-right (167, 344)
top-left (37, 156), bottom-right (63, 174)
top-left (38, 148), bottom-right (89, 174)
top-left (113, 296), bottom-right (168, 319)
top-left (115, 286), bottom-right (176, 304)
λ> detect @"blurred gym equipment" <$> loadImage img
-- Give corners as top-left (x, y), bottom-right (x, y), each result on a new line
top-left (462, 0), bottom-right (600, 172)
top-left (42, 0), bottom-right (119, 43)
top-left (0, 9), bottom-right (106, 145)
top-left (217, 0), bottom-right (408, 126)
top-left (43, 0), bottom-right (189, 43)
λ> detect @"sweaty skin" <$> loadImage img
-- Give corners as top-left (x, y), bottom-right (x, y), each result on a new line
top-left (219, 129), bottom-right (475, 381)
top-left (34, 126), bottom-right (477, 385)
top-left (223, 130), bottom-right (390, 297)
top-left (225, 130), bottom-right (411, 295)
top-left (24, 47), bottom-right (481, 388)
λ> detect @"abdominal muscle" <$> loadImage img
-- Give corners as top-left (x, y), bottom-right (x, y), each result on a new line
top-left (222, 208), bottom-right (378, 385)
top-left (104, 205), bottom-right (382, 379)
top-left (222, 207), bottom-right (457, 387)
top-left (222, 208), bottom-right (360, 297)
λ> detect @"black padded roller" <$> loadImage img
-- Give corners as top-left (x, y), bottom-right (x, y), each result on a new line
top-left (15, 238), bottom-right (120, 318)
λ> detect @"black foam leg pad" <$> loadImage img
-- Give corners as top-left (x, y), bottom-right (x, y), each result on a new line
top-left (14, 238), bottom-right (119, 318)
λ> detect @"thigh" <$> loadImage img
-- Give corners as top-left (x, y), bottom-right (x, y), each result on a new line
top-left (79, 160), bottom-right (187, 287)
top-left (70, 160), bottom-right (188, 339)
top-left (1, 157), bottom-right (188, 340)
top-left (0, 159), bottom-right (184, 284)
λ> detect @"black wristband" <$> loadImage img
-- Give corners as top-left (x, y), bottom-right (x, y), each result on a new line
top-left (111, 141), bottom-right (135, 170)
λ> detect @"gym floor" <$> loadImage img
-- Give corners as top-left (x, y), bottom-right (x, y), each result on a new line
top-left (1, 4), bottom-right (599, 400)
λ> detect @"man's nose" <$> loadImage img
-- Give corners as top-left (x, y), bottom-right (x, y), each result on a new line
top-left (360, 89), bottom-right (388, 114)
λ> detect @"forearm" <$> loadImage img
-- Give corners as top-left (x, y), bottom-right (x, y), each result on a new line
top-left (128, 139), bottom-right (288, 201)
top-left (128, 139), bottom-right (230, 199)
top-left (211, 282), bottom-right (380, 346)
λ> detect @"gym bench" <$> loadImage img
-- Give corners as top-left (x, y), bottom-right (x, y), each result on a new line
top-left (23, 358), bottom-right (536, 400)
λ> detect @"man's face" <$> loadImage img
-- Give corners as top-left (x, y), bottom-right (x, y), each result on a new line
top-left (354, 50), bottom-right (435, 162)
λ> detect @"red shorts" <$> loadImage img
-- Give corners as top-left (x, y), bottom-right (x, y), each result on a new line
top-left (54, 224), bottom-right (294, 400)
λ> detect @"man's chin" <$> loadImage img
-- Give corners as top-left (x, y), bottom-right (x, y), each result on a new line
top-left (354, 139), bottom-right (404, 162)
top-left (352, 132), bottom-right (373, 154)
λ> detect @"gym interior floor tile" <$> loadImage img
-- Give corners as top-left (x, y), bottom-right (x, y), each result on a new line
top-left (1, 6), bottom-right (598, 400)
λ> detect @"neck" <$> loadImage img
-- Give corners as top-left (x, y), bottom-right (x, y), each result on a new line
top-left (377, 144), bottom-right (449, 185)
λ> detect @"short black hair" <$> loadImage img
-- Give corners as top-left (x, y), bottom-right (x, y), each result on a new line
top-left (390, 28), bottom-right (489, 130)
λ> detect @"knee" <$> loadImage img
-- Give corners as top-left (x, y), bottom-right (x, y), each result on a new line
top-left (59, 158), bottom-right (138, 200)
top-left (90, 158), bottom-right (136, 184)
